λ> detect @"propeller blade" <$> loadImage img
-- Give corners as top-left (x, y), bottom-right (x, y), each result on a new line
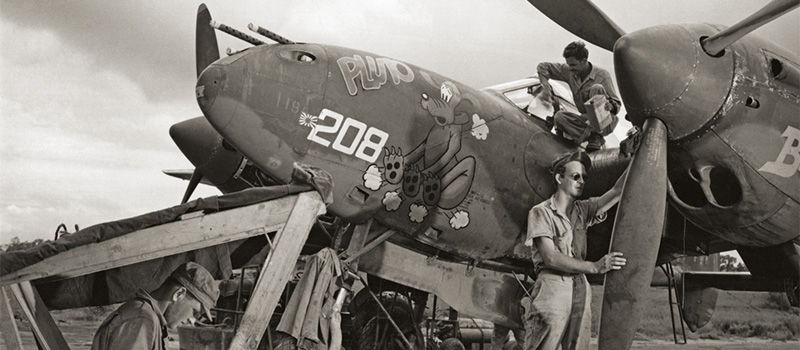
top-left (170, 117), bottom-right (243, 186)
top-left (528, 0), bottom-right (625, 51)
top-left (181, 169), bottom-right (204, 204)
top-left (599, 118), bottom-right (668, 350)
top-left (196, 4), bottom-right (220, 77)
top-left (702, 0), bottom-right (800, 56)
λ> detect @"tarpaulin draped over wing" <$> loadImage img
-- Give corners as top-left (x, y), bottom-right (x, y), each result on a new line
top-left (1, 163), bottom-right (333, 310)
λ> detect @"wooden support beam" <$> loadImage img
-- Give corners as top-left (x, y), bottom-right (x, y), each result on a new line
top-left (9, 282), bottom-right (70, 350)
top-left (344, 219), bottom-right (373, 272)
top-left (229, 191), bottom-right (326, 350)
top-left (343, 229), bottom-right (395, 265)
top-left (0, 287), bottom-right (23, 350)
top-left (1, 195), bottom-right (303, 287)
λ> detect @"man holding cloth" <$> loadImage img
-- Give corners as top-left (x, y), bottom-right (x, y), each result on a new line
top-left (538, 41), bottom-right (621, 152)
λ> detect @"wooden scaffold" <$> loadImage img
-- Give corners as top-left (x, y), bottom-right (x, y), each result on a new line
top-left (0, 191), bottom-right (326, 350)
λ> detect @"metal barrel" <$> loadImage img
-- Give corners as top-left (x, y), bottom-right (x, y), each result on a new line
top-left (458, 327), bottom-right (493, 343)
top-left (248, 24), bottom-right (295, 44)
top-left (210, 20), bottom-right (265, 46)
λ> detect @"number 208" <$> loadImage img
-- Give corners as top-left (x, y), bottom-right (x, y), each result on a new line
top-left (306, 109), bottom-right (389, 163)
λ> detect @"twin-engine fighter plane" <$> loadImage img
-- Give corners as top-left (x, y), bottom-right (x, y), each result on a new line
top-left (168, 1), bottom-right (799, 348)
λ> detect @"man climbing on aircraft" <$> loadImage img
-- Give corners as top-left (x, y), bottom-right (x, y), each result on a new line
top-left (522, 151), bottom-right (627, 350)
top-left (538, 41), bottom-right (621, 152)
top-left (91, 262), bottom-right (220, 350)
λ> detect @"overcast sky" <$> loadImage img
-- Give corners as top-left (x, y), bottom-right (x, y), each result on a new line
top-left (1, 0), bottom-right (798, 245)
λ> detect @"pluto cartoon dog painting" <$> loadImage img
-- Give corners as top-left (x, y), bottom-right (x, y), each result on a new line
top-left (363, 79), bottom-right (490, 230)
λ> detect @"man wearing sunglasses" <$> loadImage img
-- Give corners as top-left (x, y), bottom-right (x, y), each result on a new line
top-left (91, 262), bottom-right (220, 350)
top-left (521, 151), bottom-right (628, 350)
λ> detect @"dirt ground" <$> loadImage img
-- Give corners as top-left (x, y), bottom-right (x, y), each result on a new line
top-left (2, 289), bottom-right (797, 349)
top-left (2, 319), bottom-right (798, 350)
top-left (1, 318), bottom-right (182, 350)
top-left (626, 339), bottom-right (799, 350)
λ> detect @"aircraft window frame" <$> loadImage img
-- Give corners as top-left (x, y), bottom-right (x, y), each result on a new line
top-left (499, 80), bottom-right (578, 121)
top-left (277, 49), bottom-right (319, 65)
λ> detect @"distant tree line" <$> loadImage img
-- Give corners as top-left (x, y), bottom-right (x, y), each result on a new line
top-left (2, 236), bottom-right (48, 253)
top-left (2, 224), bottom-right (77, 253)
top-left (719, 254), bottom-right (748, 272)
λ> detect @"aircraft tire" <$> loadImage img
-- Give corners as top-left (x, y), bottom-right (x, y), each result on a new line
top-left (439, 337), bottom-right (466, 350)
top-left (351, 290), bottom-right (415, 350)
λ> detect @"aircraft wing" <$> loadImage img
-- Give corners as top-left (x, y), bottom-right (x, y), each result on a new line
top-left (682, 271), bottom-right (794, 293)
top-left (678, 271), bottom-right (799, 331)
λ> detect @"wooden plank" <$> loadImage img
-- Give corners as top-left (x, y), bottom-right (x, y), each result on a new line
top-left (345, 219), bottom-right (372, 272)
top-left (0, 195), bottom-right (301, 287)
top-left (9, 284), bottom-right (48, 350)
top-left (228, 191), bottom-right (326, 350)
top-left (9, 282), bottom-right (74, 350)
top-left (17, 282), bottom-right (69, 350)
top-left (0, 287), bottom-right (23, 350)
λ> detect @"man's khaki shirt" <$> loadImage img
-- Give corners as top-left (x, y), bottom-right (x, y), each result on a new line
top-left (537, 62), bottom-right (621, 115)
top-left (525, 196), bottom-right (600, 274)
top-left (91, 289), bottom-right (167, 350)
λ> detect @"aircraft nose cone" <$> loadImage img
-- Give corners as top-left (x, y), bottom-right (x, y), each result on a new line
top-left (169, 117), bottom-right (241, 184)
top-left (614, 30), bottom-right (694, 114)
top-left (613, 24), bottom-right (733, 140)
top-left (196, 65), bottom-right (227, 123)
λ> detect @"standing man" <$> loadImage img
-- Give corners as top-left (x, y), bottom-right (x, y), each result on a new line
top-left (91, 262), bottom-right (220, 350)
top-left (538, 41), bottom-right (621, 152)
top-left (522, 151), bottom-right (627, 350)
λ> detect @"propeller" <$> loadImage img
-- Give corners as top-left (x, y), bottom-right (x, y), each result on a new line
top-left (701, 0), bottom-right (800, 56)
top-left (524, 3), bottom-right (670, 347)
top-left (526, 1), bottom-right (799, 348)
top-left (196, 4), bottom-right (220, 77)
top-left (527, 0), bottom-right (625, 51)
top-left (176, 4), bottom-right (221, 204)
top-left (599, 118), bottom-right (668, 349)
top-left (181, 169), bottom-right (204, 204)
top-left (169, 117), bottom-right (246, 199)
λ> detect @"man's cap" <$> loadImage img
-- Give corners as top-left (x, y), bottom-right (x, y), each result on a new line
top-left (551, 151), bottom-right (592, 173)
top-left (170, 262), bottom-right (219, 320)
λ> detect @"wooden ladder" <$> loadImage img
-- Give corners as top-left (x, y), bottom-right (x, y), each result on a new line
top-left (660, 262), bottom-right (687, 345)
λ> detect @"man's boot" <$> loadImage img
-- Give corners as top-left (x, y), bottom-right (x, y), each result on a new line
top-left (585, 133), bottom-right (605, 152)
top-left (545, 115), bottom-right (555, 131)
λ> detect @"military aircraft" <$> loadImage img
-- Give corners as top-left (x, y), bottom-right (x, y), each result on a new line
top-left (166, 1), bottom-right (799, 348)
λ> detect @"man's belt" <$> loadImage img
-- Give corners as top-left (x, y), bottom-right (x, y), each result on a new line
top-left (537, 268), bottom-right (578, 277)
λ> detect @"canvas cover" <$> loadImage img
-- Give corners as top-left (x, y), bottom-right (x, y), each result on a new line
top-left (1, 163), bottom-right (333, 309)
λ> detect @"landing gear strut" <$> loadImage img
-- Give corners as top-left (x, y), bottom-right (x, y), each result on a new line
top-left (349, 277), bottom-right (426, 350)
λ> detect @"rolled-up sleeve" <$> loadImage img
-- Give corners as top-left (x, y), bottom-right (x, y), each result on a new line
top-left (578, 198), bottom-right (606, 227)
top-left (537, 62), bottom-right (570, 82)
top-left (525, 207), bottom-right (554, 247)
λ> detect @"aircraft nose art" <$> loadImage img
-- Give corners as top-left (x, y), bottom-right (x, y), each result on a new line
top-left (614, 24), bottom-right (734, 140)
